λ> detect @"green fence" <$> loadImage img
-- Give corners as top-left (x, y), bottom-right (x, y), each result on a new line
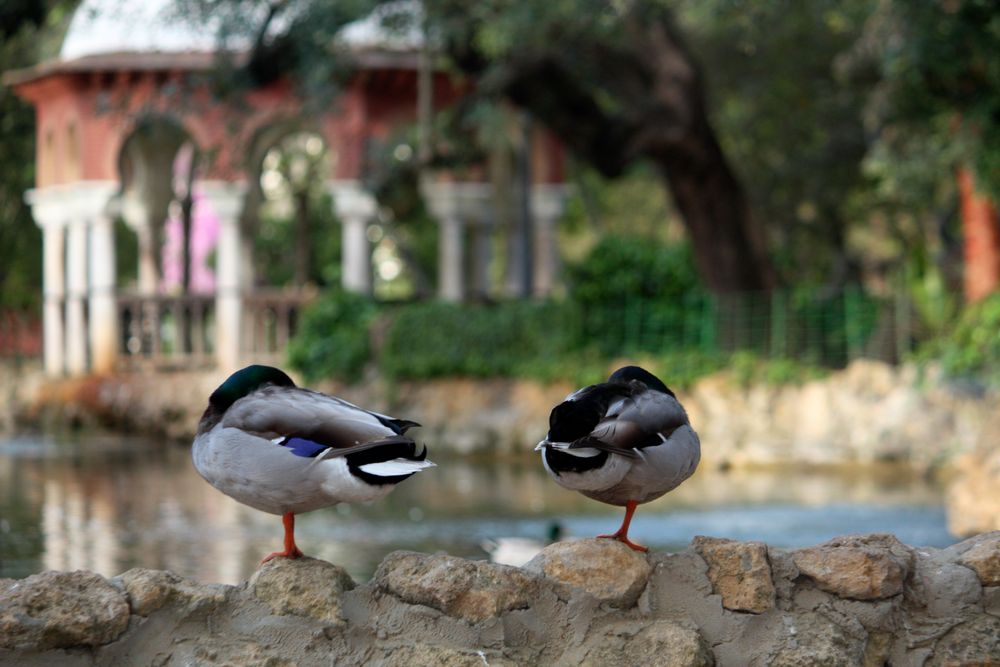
top-left (577, 286), bottom-right (912, 368)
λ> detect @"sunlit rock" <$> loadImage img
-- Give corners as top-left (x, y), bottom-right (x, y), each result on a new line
top-left (374, 551), bottom-right (541, 623)
top-left (249, 556), bottom-right (355, 626)
top-left (947, 448), bottom-right (1000, 537)
top-left (577, 620), bottom-right (714, 667)
top-left (792, 534), bottom-right (913, 600)
top-left (956, 532), bottom-right (1000, 586)
top-left (524, 538), bottom-right (651, 608)
top-left (0, 570), bottom-right (129, 649)
top-left (691, 536), bottom-right (775, 614)
top-left (117, 568), bottom-right (230, 617)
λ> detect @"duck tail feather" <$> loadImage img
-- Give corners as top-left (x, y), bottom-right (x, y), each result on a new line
top-left (569, 437), bottom-right (639, 459)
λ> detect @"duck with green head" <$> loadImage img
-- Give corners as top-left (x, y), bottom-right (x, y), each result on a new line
top-left (193, 365), bottom-right (434, 562)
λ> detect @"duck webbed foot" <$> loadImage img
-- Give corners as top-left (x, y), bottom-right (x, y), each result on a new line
top-left (597, 499), bottom-right (649, 552)
top-left (261, 512), bottom-right (305, 563)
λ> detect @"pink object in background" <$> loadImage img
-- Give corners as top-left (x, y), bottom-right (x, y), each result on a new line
top-left (161, 182), bottom-right (220, 294)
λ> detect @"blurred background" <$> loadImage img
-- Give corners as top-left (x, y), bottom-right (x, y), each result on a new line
top-left (0, 0), bottom-right (998, 584)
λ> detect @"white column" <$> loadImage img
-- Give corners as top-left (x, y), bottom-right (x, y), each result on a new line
top-left (202, 181), bottom-right (247, 372)
top-left (119, 193), bottom-right (159, 293)
top-left (42, 224), bottom-right (66, 375)
top-left (329, 180), bottom-right (376, 294)
top-left (421, 180), bottom-right (493, 303)
top-left (27, 188), bottom-right (69, 376)
top-left (439, 216), bottom-right (465, 302)
top-left (88, 213), bottom-right (117, 373)
top-left (65, 219), bottom-right (88, 375)
top-left (531, 185), bottom-right (568, 297)
top-left (67, 183), bottom-right (120, 375)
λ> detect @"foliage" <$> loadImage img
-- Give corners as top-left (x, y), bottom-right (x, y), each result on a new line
top-left (678, 0), bottom-right (872, 284)
top-left (566, 235), bottom-right (701, 310)
top-left (0, 2), bottom-right (74, 311)
top-left (564, 235), bottom-right (703, 354)
top-left (286, 289), bottom-right (377, 382)
top-left (380, 300), bottom-right (576, 379)
top-left (920, 293), bottom-right (1000, 383)
top-left (863, 0), bottom-right (1000, 201)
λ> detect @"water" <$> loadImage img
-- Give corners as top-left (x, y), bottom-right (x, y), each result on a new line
top-left (0, 434), bottom-right (957, 585)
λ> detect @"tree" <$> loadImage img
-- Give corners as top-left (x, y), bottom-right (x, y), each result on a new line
top-left (858, 0), bottom-right (1000, 301)
top-left (198, 0), bottom-right (777, 293)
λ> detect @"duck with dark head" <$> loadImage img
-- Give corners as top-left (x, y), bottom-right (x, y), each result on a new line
top-left (535, 366), bottom-right (700, 552)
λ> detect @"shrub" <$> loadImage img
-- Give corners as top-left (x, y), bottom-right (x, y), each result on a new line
top-left (380, 300), bottom-right (577, 379)
top-left (286, 289), bottom-right (378, 382)
top-left (565, 235), bottom-right (704, 354)
top-left (922, 292), bottom-right (1000, 382)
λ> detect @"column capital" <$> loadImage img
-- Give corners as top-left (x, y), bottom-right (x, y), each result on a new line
top-left (26, 181), bottom-right (118, 228)
top-left (199, 180), bottom-right (248, 222)
top-left (329, 180), bottom-right (378, 221)
top-left (530, 184), bottom-right (570, 221)
top-left (420, 179), bottom-right (493, 223)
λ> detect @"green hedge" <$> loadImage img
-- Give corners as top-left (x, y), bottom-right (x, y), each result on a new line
top-left (380, 300), bottom-right (578, 379)
top-left (287, 289), bottom-right (377, 382)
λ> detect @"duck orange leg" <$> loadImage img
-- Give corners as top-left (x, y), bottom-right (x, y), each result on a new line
top-left (261, 512), bottom-right (304, 563)
top-left (597, 500), bottom-right (648, 552)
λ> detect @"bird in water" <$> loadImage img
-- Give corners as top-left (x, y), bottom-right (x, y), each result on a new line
top-left (193, 365), bottom-right (435, 563)
top-left (535, 366), bottom-right (700, 552)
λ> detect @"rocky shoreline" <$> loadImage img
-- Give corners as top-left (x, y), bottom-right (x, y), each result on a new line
top-left (5, 360), bottom-right (997, 466)
top-left (6, 359), bottom-right (1000, 538)
top-left (2, 533), bottom-right (998, 666)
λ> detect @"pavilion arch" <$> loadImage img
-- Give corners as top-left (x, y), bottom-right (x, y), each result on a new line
top-left (116, 113), bottom-right (199, 293)
top-left (8, 0), bottom-right (569, 376)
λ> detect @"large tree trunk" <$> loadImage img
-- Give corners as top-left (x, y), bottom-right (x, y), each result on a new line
top-left (957, 165), bottom-right (1000, 302)
top-left (458, 3), bottom-right (775, 293)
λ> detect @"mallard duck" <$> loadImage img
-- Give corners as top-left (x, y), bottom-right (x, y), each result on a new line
top-left (193, 364), bottom-right (434, 562)
top-left (482, 521), bottom-right (566, 567)
top-left (535, 366), bottom-right (700, 552)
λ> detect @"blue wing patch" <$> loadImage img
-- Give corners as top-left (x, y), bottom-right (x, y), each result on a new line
top-left (278, 437), bottom-right (330, 458)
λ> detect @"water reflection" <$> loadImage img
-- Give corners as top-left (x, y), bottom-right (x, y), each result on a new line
top-left (0, 435), bottom-right (956, 585)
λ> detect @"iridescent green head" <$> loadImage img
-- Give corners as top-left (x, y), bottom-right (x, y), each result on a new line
top-left (209, 365), bottom-right (296, 410)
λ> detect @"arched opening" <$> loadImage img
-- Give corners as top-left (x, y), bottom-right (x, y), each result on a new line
top-left (116, 115), bottom-right (212, 361)
top-left (256, 130), bottom-right (337, 288)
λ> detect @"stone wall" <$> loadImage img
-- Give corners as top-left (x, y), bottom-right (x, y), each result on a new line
top-left (2, 533), bottom-right (999, 666)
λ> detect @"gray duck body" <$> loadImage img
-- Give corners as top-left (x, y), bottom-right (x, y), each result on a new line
top-left (537, 366), bottom-right (700, 507)
top-left (193, 367), bottom-right (433, 516)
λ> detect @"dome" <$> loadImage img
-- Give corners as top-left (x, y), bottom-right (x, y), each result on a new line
top-left (59, 0), bottom-right (422, 62)
top-left (60, 0), bottom-right (225, 61)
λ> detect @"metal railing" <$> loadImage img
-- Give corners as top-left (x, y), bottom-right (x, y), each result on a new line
top-left (117, 293), bottom-right (215, 369)
top-left (116, 288), bottom-right (316, 369)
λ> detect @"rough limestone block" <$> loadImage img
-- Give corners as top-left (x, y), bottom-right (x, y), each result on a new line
top-left (375, 551), bottom-right (541, 623)
top-left (249, 556), bottom-right (355, 626)
top-left (524, 538), bottom-right (653, 608)
top-left (692, 536), bottom-right (776, 614)
top-left (117, 568), bottom-right (229, 616)
top-left (792, 534), bottom-right (913, 601)
top-left (0, 570), bottom-right (130, 649)
top-left (928, 615), bottom-right (1000, 666)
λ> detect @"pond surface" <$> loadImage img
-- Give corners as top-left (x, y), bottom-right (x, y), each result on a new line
top-left (0, 434), bottom-right (956, 585)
